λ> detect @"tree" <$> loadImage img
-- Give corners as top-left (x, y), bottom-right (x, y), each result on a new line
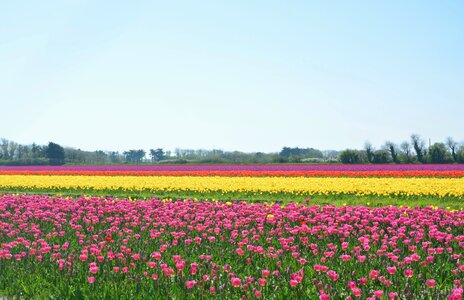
top-left (8, 141), bottom-right (18, 160)
top-left (46, 142), bottom-right (65, 165)
top-left (384, 141), bottom-right (399, 163)
top-left (457, 146), bottom-right (464, 163)
top-left (364, 142), bottom-right (374, 163)
top-left (446, 137), bottom-right (459, 163)
top-left (31, 143), bottom-right (43, 159)
top-left (339, 149), bottom-right (364, 164)
top-left (372, 150), bottom-right (389, 164)
top-left (429, 143), bottom-right (449, 164)
top-left (400, 141), bottom-right (413, 163)
top-left (279, 147), bottom-right (323, 159)
top-left (123, 150), bottom-right (146, 163)
top-left (0, 138), bottom-right (9, 160)
top-left (411, 134), bottom-right (426, 163)
top-left (149, 148), bottom-right (166, 162)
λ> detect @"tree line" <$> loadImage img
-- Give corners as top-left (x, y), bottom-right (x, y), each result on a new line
top-left (0, 135), bottom-right (462, 165)
top-left (0, 138), bottom-right (338, 165)
top-left (339, 134), bottom-right (464, 164)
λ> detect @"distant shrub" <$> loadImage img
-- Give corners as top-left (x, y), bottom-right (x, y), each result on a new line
top-left (429, 143), bottom-right (452, 164)
top-left (339, 149), bottom-right (364, 164)
top-left (372, 150), bottom-right (389, 164)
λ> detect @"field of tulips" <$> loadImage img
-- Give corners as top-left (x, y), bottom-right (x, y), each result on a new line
top-left (1, 164), bottom-right (464, 177)
top-left (0, 175), bottom-right (463, 200)
top-left (1, 164), bottom-right (464, 298)
top-left (1, 194), bottom-right (463, 299)
top-left (0, 165), bottom-right (464, 204)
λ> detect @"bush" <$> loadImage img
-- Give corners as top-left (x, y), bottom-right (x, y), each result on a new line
top-left (339, 149), bottom-right (365, 164)
top-left (456, 147), bottom-right (464, 164)
top-left (372, 150), bottom-right (389, 164)
top-left (429, 143), bottom-right (451, 164)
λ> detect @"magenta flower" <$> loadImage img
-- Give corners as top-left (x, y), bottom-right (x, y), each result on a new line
top-left (231, 277), bottom-right (242, 287)
top-left (426, 279), bottom-right (436, 288)
top-left (186, 280), bottom-right (195, 289)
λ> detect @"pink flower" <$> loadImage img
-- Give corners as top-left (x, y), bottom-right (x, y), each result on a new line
top-left (236, 248), bottom-right (245, 256)
top-left (374, 290), bottom-right (383, 298)
top-left (231, 277), bottom-right (241, 287)
top-left (262, 269), bottom-right (270, 277)
top-left (289, 279), bottom-right (298, 287)
top-left (352, 287), bottom-right (361, 297)
top-left (386, 266), bottom-right (396, 275)
top-left (369, 270), bottom-right (379, 280)
top-left (340, 254), bottom-right (351, 261)
top-left (348, 281), bottom-right (357, 289)
top-left (186, 280), bottom-right (195, 289)
top-left (426, 279), bottom-right (436, 288)
top-left (320, 293), bottom-right (330, 300)
top-left (328, 270), bottom-right (339, 281)
top-left (254, 290), bottom-right (262, 298)
top-left (258, 278), bottom-right (267, 286)
top-left (88, 276), bottom-right (95, 283)
top-left (404, 269), bottom-right (414, 278)
top-left (152, 252), bottom-right (161, 260)
top-left (131, 253), bottom-right (140, 260)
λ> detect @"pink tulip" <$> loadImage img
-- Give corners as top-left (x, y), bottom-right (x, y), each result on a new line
top-left (186, 280), bottom-right (195, 289)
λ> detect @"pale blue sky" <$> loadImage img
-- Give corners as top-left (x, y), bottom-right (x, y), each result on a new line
top-left (1, 1), bottom-right (463, 152)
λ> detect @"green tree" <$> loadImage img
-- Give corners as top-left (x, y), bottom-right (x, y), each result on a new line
top-left (149, 148), bottom-right (166, 162)
top-left (372, 150), bottom-right (389, 164)
top-left (457, 146), bottom-right (464, 163)
top-left (46, 142), bottom-right (65, 165)
top-left (339, 149), bottom-right (364, 164)
top-left (399, 141), bottom-right (413, 163)
top-left (384, 141), bottom-right (399, 163)
top-left (429, 143), bottom-right (449, 164)
top-left (411, 134), bottom-right (426, 163)
top-left (364, 142), bottom-right (374, 163)
top-left (446, 137), bottom-right (459, 163)
top-left (123, 150), bottom-right (146, 163)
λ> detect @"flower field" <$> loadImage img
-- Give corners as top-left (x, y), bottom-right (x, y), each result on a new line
top-left (1, 194), bottom-right (464, 299)
top-left (0, 165), bottom-right (464, 202)
top-left (1, 164), bottom-right (464, 177)
top-left (0, 175), bottom-right (463, 199)
top-left (1, 164), bottom-right (464, 299)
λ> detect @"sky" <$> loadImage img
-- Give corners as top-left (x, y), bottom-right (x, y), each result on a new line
top-left (1, 1), bottom-right (463, 153)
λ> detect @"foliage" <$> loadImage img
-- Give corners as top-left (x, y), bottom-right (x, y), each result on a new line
top-left (411, 134), bottom-right (427, 163)
top-left (372, 150), bottom-right (389, 164)
top-left (150, 148), bottom-right (166, 162)
top-left (279, 147), bottom-right (323, 160)
top-left (46, 142), bottom-right (65, 165)
top-left (339, 149), bottom-right (364, 164)
top-left (123, 150), bottom-right (146, 163)
top-left (429, 143), bottom-right (451, 164)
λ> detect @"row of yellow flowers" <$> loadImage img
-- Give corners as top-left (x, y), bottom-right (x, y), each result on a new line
top-left (0, 175), bottom-right (463, 198)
